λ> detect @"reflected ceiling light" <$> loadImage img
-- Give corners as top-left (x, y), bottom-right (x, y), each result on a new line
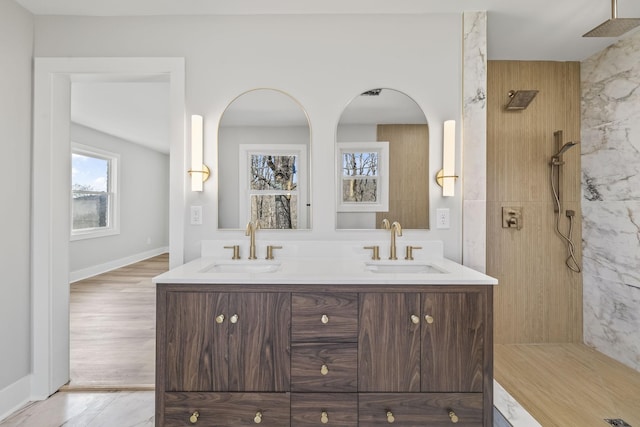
top-left (188, 114), bottom-right (210, 191)
top-left (435, 120), bottom-right (458, 197)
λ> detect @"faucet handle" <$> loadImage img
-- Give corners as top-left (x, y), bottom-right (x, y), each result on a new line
top-left (405, 246), bottom-right (422, 261)
top-left (381, 218), bottom-right (390, 230)
top-left (224, 245), bottom-right (241, 260)
top-left (266, 245), bottom-right (282, 260)
top-left (363, 245), bottom-right (380, 260)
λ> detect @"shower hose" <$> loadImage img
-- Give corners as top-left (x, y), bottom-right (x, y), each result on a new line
top-left (550, 164), bottom-right (582, 273)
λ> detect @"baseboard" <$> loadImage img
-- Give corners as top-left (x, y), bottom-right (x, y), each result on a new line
top-left (70, 246), bottom-right (169, 283)
top-left (0, 375), bottom-right (31, 422)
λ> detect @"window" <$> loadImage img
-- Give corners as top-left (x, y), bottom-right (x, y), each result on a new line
top-left (337, 141), bottom-right (389, 212)
top-left (71, 144), bottom-right (120, 240)
top-left (239, 144), bottom-right (307, 229)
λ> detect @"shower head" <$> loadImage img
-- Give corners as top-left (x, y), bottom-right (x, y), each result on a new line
top-left (505, 90), bottom-right (538, 110)
top-left (554, 141), bottom-right (579, 157)
top-left (583, 0), bottom-right (640, 37)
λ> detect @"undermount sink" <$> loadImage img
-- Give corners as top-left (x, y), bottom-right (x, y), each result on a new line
top-left (199, 260), bottom-right (282, 274)
top-left (365, 261), bottom-right (448, 274)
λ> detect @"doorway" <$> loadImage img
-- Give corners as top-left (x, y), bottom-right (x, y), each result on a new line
top-left (32, 58), bottom-right (185, 398)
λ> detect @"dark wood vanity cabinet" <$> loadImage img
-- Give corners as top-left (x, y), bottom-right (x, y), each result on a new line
top-left (156, 284), bottom-right (492, 426)
top-left (359, 291), bottom-right (486, 393)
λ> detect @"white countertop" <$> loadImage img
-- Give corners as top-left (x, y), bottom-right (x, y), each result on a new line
top-left (153, 240), bottom-right (497, 286)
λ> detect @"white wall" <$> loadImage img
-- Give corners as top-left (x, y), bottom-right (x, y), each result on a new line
top-left (0, 0), bottom-right (33, 412)
top-left (69, 123), bottom-right (169, 277)
top-left (34, 13), bottom-right (463, 262)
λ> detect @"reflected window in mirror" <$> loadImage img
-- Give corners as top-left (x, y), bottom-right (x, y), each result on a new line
top-left (239, 145), bottom-right (306, 229)
top-left (337, 141), bottom-right (388, 212)
top-left (218, 89), bottom-right (311, 230)
top-left (336, 88), bottom-right (429, 230)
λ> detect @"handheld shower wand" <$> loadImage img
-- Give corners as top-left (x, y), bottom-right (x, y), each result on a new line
top-left (550, 131), bottom-right (581, 273)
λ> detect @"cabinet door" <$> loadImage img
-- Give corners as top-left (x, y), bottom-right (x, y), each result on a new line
top-left (422, 292), bottom-right (484, 392)
top-left (165, 292), bottom-right (228, 391)
top-left (228, 292), bottom-right (291, 391)
top-left (358, 293), bottom-right (421, 392)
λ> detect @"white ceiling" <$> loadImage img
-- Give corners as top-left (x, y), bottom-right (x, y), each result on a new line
top-left (28, 0), bottom-right (640, 152)
top-left (71, 81), bottom-right (171, 154)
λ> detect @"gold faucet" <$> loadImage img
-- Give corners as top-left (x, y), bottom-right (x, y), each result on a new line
top-left (245, 221), bottom-right (259, 260)
top-left (381, 218), bottom-right (390, 230)
top-left (389, 221), bottom-right (403, 260)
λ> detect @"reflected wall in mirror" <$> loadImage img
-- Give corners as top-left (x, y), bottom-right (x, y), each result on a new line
top-left (218, 89), bottom-right (311, 230)
top-left (336, 88), bottom-right (429, 230)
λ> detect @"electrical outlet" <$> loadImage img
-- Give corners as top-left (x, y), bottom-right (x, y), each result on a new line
top-left (436, 208), bottom-right (450, 229)
top-left (190, 206), bottom-right (203, 225)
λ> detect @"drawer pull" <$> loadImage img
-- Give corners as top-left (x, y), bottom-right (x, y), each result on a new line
top-left (448, 410), bottom-right (459, 423)
top-left (321, 411), bottom-right (329, 424)
top-left (230, 314), bottom-right (239, 324)
top-left (425, 315), bottom-right (434, 324)
top-left (411, 314), bottom-right (420, 324)
top-left (321, 314), bottom-right (329, 324)
top-left (320, 364), bottom-right (329, 375)
top-left (386, 410), bottom-right (395, 423)
top-left (189, 411), bottom-right (199, 424)
top-left (215, 315), bottom-right (225, 324)
top-left (254, 411), bottom-right (263, 424)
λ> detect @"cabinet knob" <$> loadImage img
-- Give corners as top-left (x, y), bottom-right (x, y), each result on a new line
top-left (321, 314), bottom-right (329, 324)
top-left (230, 314), bottom-right (239, 324)
top-left (254, 411), bottom-right (262, 424)
top-left (425, 315), bottom-right (434, 324)
top-left (320, 364), bottom-right (329, 376)
top-left (215, 314), bottom-right (225, 324)
top-left (321, 411), bottom-right (329, 424)
top-left (448, 410), bottom-right (459, 423)
top-left (386, 410), bottom-right (395, 423)
top-left (411, 314), bottom-right (420, 324)
top-left (189, 411), bottom-right (199, 424)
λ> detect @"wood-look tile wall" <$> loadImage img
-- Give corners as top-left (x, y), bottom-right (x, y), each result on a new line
top-left (487, 61), bottom-right (583, 344)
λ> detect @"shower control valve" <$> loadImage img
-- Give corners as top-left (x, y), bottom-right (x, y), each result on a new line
top-left (502, 206), bottom-right (523, 230)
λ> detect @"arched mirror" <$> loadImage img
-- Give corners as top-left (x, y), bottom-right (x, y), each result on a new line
top-left (218, 89), bottom-right (311, 230)
top-left (336, 88), bottom-right (429, 230)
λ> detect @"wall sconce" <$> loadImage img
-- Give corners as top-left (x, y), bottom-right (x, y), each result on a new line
top-left (435, 119), bottom-right (458, 197)
top-left (188, 114), bottom-right (210, 191)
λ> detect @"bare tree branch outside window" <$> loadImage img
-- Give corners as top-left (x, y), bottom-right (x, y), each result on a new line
top-left (249, 154), bottom-right (298, 229)
top-left (341, 151), bottom-right (378, 203)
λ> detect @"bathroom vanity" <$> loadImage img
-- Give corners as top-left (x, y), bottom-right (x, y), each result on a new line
top-left (153, 241), bottom-right (497, 426)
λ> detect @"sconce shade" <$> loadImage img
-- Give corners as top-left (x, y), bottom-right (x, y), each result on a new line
top-left (438, 119), bottom-right (457, 197)
top-left (189, 114), bottom-right (209, 191)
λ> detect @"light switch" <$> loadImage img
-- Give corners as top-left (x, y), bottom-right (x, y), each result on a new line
top-left (190, 205), bottom-right (203, 225)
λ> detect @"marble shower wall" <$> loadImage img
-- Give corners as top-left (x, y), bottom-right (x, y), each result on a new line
top-left (462, 11), bottom-right (487, 273)
top-left (581, 30), bottom-right (640, 372)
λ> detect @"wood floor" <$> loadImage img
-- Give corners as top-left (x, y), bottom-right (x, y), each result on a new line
top-left (495, 343), bottom-right (640, 427)
top-left (66, 253), bottom-right (169, 390)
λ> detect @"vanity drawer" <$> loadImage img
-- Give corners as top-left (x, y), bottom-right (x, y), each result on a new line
top-left (291, 343), bottom-right (357, 392)
top-left (358, 393), bottom-right (483, 426)
top-left (291, 393), bottom-right (357, 426)
top-left (163, 392), bottom-right (290, 426)
top-left (292, 292), bottom-right (358, 342)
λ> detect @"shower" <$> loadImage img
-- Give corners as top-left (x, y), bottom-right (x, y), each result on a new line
top-left (550, 131), bottom-right (581, 272)
top-left (583, 0), bottom-right (640, 37)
